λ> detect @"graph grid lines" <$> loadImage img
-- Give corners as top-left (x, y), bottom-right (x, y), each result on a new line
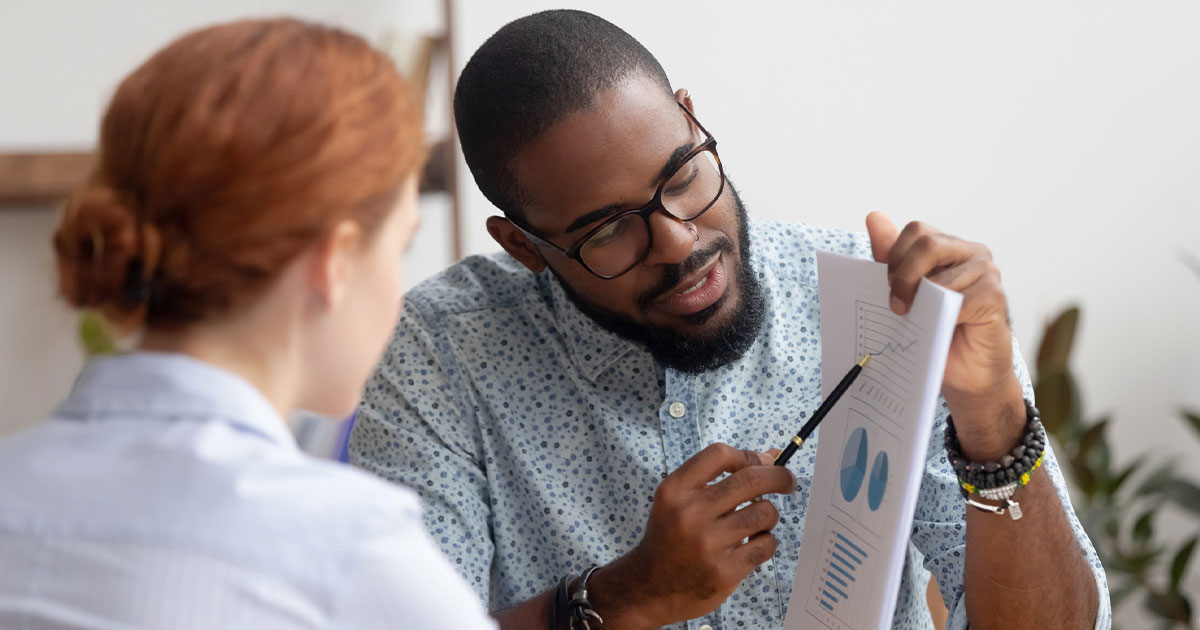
top-left (852, 301), bottom-right (924, 429)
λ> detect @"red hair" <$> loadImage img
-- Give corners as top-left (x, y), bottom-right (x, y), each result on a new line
top-left (54, 18), bottom-right (424, 329)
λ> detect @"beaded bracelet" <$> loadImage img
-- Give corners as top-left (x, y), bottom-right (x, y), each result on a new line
top-left (944, 398), bottom-right (1047, 520)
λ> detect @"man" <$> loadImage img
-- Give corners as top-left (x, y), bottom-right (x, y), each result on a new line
top-left (351, 9), bottom-right (1109, 630)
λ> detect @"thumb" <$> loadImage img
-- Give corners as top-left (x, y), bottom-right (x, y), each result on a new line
top-left (865, 211), bottom-right (899, 263)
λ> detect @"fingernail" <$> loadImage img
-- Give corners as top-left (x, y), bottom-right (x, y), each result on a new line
top-left (890, 295), bottom-right (905, 314)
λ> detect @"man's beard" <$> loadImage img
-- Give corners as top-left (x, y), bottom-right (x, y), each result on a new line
top-left (550, 181), bottom-right (766, 374)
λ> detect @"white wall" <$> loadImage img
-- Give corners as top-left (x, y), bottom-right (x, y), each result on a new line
top-left (0, 0), bottom-right (450, 436)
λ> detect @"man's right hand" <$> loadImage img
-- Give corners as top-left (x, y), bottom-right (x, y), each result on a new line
top-left (589, 443), bottom-right (797, 629)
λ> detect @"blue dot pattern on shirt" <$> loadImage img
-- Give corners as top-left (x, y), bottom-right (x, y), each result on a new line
top-left (351, 219), bottom-right (1111, 630)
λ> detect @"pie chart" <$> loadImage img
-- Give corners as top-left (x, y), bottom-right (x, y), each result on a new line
top-left (868, 451), bottom-right (888, 511)
top-left (840, 427), bottom-right (868, 503)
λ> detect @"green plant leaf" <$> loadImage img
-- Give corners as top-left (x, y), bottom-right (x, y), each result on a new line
top-left (1078, 417), bottom-right (1109, 456)
top-left (1182, 250), bottom-right (1200, 282)
top-left (78, 311), bottom-right (117, 356)
top-left (1106, 457), bottom-right (1145, 497)
top-left (1145, 589), bottom-right (1192, 623)
top-left (1163, 479), bottom-right (1200, 515)
top-left (1184, 409), bottom-right (1200, 443)
top-left (1077, 417), bottom-right (1113, 484)
top-left (1135, 461), bottom-right (1180, 498)
top-left (1133, 509), bottom-right (1156, 544)
top-left (1111, 546), bottom-right (1163, 576)
top-left (1103, 514), bottom-right (1121, 540)
top-left (1036, 306), bottom-right (1079, 376)
top-left (1169, 536), bottom-right (1198, 593)
top-left (1109, 580), bottom-right (1139, 608)
top-left (1070, 457), bottom-right (1098, 501)
top-left (1091, 440), bottom-right (1113, 488)
top-left (1034, 370), bottom-right (1080, 439)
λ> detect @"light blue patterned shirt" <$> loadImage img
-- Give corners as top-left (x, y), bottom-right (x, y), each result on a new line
top-left (352, 219), bottom-right (1110, 630)
top-left (0, 352), bottom-right (495, 630)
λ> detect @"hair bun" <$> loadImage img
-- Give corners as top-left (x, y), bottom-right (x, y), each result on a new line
top-left (53, 183), bottom-right (157, 326)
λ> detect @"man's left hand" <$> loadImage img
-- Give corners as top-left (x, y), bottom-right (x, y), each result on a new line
top-left (865, 211), bottom-right (1025, 460)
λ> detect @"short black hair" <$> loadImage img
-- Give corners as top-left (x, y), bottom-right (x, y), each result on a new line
top-left (454, 10), bottom-right (673, 222)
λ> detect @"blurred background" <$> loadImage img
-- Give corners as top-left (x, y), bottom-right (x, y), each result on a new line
top-left (1, 1), bottom-right (1197, 627)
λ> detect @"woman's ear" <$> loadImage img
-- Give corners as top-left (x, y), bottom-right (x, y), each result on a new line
top-left (309, 219), bottom-right (363, 307)
top-left (486, 215), bottom-right (546, 273)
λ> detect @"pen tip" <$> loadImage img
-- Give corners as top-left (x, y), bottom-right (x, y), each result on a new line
top-left (858, 354), bottom-right (871, 367)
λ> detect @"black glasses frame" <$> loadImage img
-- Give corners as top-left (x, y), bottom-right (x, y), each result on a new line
top-left (510, 102), bottom-right (726, 279)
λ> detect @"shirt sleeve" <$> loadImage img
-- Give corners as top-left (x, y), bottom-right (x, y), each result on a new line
top-left (349, 299), bottom-right (497, 606)
top-left (333, 501), bottom-right (498, 630)
top-left (909, 340), bottom-right (1112, 630)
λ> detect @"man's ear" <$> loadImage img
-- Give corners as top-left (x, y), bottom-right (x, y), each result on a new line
top-left (486, 215), bottom-right (546, 274)
top-left (307, 219), bottom-right (363, 308)
top-left (674, 88), bottom-right (695, 114)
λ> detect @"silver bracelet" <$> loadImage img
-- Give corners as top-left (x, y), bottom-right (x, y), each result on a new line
top-left (965, 495), bottom-right (1024, 520)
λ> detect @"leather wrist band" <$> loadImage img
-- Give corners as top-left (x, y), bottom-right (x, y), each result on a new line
top-left (551, 565), bottom-right (603, 630)
top-left (567, 565), bottom-right (603, 630)
top-left (549, 575), bottom-right (570, 630)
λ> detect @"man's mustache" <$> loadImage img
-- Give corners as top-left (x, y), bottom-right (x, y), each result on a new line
top-left (638, 236), bottom-right (734, 311)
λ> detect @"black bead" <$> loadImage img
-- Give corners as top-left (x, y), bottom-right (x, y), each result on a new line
top-left (983, 461), bottom-right (1000, 473)
top-left (1012, 445), bottom-right (1026, 459)
top-left (1005, 468), bottom-right (1017, 482)
top-left (1000, 455), bottom-right (1015, 468)
top-left (1014, 462), bottom-right (1025, 474)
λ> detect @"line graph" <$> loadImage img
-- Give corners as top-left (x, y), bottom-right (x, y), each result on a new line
top-left (869, 337), bottom-right (917, 357)
top-left (853, 301), bottom-right (924, 429)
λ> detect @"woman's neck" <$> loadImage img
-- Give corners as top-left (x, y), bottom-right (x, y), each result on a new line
top-left (139, 316), bottom-right (299, 418)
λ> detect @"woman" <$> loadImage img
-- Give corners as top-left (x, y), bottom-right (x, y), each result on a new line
top-left (0, 18), bottom-right (494, 629)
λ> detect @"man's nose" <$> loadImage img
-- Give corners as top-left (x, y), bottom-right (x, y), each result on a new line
top-left (641, 210), bottom-right (696, 267)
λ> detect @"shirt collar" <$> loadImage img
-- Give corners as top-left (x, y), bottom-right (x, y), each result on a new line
top-left (531, 271), bottom-right (641, 384)
top-left (55, 351), bottom-right (296, 449)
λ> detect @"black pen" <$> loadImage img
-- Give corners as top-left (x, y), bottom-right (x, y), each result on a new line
top-left (773, 354), bottom-right (871, 466)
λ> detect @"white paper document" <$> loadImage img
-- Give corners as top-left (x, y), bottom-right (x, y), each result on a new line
top-left (783, 251), bottom-right (963, 630)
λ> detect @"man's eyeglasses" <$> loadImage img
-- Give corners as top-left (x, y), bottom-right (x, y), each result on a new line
top-left (510, 102), bottom-right (726, 279)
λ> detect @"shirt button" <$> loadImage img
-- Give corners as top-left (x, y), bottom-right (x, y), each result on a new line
top-left (668, 402), bottom-right (687, 418)
top-left (699, 625), bottom-right (714, 630)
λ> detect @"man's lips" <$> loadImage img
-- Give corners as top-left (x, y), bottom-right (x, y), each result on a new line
top-left (654, 254), bottom-right (727, 316)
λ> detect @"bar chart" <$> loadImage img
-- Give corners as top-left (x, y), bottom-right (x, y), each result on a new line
top-left (806, 516), bottom-right (876, 630)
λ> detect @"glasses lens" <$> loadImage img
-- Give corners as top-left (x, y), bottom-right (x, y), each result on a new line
top-left (578, 214), bottom-right (650, 277)
top-left (662, 148), bottom-right (723, 220)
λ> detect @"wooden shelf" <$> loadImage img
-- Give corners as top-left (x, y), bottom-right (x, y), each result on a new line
top-left (1, 142), bottom-right (452, 209)
top-left (2, 0), bottom-right (461, 259)
top-left (0, 153), bottom-right (94, 205)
